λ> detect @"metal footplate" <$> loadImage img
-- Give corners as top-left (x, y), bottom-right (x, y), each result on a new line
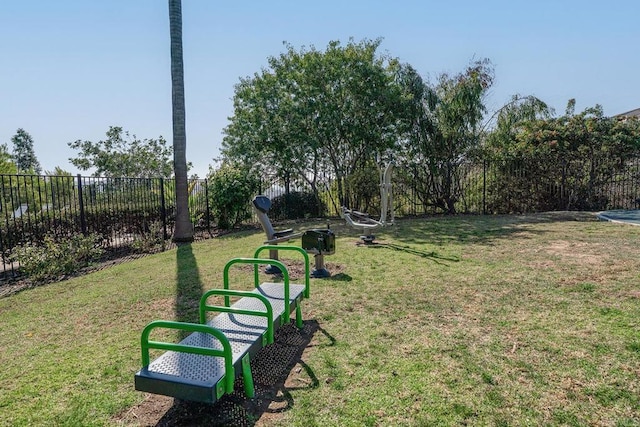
top-left (135, 247), bottom-right (310, 404)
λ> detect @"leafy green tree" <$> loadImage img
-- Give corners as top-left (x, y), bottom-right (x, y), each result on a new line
top-left (207, 162), bottom-right (259, 229)
top-left (0, 143), bottom-right (18, 174)
top-left (484, 100), bottom-right (640, 211)
top-left (45, 167), bottom-right (74, 209)
top-left (68, 126), bottom-right (174, 178)
top-left (397, 59), bottom-right (494, 213)
top-left (222, 38), bottom-right (406, 206)
top-left (482, 94), bottom-right (552, 154)
top-left (45, 166), bottom-right (73, 176)
top-left (168, 0), bottom-right (193, 242)
top-left (11, 128), bottom-right (41, 174)
top-left (0, 139), bottom-right (50, 227)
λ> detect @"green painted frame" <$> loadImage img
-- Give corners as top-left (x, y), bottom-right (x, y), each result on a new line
top-left (199, 288), bottom-right (275, 345)
top-left (140, 320), bottom-right (235, 395)
top-left (253, 245), bottom-right (311, 298)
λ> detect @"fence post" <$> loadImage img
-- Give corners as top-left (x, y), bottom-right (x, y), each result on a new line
top-left (159, 178), bottom-right (168, 241)
top-left (76, 174), bottom-right (87, 235)
top-left (0, 225), bottom-right (9, 277)
top-left (204, 178), bottom-right (211, 234)
top-left (482, 160), bottom-right (487, 215)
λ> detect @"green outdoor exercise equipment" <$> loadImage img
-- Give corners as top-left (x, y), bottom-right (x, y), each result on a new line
top-left (134, 245), bottom-right (310, 403)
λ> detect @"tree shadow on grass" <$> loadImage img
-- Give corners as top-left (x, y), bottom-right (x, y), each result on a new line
top-left (175, 243), bottom-right (203, 337)
top-left (327, 272), bottom-right (353, 282)
top-left (151, 320), bottom-right (326, 427)
top-left (388, 211), bottom-right (599, 247)
top-left (364, 241), bottom-right (460, 265)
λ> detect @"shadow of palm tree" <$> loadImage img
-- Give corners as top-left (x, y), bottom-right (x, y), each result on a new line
top-left (174, 243), bottom-right (203, 338)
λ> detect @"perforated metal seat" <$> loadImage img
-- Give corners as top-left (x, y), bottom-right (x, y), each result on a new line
top-left (134, 283), bottom-right (305, 403)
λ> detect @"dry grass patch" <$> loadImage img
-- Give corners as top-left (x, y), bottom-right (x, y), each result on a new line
top-left (1, 213), bottom-right (639, 426)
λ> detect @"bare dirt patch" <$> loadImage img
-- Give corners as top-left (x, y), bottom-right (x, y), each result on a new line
top-left (545, 240), bottom-right (605, 265)
top-left (623, 290), bottom-right (640, 299)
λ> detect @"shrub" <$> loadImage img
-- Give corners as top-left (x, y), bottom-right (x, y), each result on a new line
top-left (131, 221), bottom-right (166, 253)
top-left (270, 191), bottom-right (325, 220)
top-left (11, 233), bottom-right (104, 283)
top-left (345, 166), bottom-right (380, 213)
top-left (207, 164), bottom-right (259, 229)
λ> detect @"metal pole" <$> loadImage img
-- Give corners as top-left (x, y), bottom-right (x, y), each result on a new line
top-left (77, 174), bottom-right (87, 235)
top-left (204, 178), bottom-right (211, 234)
top-left (159, 178), bottom-right (168, 241)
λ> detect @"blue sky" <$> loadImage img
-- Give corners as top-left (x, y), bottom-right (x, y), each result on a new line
top-left (1, 0), bottom-right (638, 177)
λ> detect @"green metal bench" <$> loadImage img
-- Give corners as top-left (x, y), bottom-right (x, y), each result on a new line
top-left (134, 245), bottom-right (310, 403)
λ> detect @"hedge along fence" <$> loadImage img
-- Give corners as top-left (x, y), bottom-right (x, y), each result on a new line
top-left (0, 175), bottom-right (213, 279)
top-left (1, 156), bottom-right (640, 280)
top-left (481, 156), bottom-right (640, 214)
top-left (259, 156), bottom-right (640, 219)
top-left (0, 176), bottom-right (169, 242)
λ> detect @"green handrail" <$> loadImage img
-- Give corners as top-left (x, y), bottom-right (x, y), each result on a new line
top-left (223, 258), bottom-right (290, 323)
top-left (254, 245), bottom-right (310, 298)
top-left (140, 320), bottom-right (235, 394)
top-left (199, 289), bottom-right (275, 345)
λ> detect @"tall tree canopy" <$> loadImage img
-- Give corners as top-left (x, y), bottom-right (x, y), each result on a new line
top-left (222, 38), bottom-right (407, 205)
top-left (11, 128), bottom-right (41, 174)
top-left (397, 59), bottom-right (494, 213)
top-left (482, 94), bottom-right (552, 154)
top-left (68, 126), bottom-right (174, 178)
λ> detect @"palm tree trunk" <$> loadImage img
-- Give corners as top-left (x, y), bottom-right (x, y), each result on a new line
top-left (169, 0), bottom-right (193, 242)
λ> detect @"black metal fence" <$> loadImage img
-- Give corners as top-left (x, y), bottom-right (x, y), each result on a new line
top-left (0, 175), bottom-right (213, 278)
top-left (1, 158), bottom-right (639, 278)
top-left (258, 157), bottom-right (640, 219)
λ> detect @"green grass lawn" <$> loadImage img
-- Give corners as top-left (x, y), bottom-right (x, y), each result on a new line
top-left (1, 214), bottom-right (639, 426)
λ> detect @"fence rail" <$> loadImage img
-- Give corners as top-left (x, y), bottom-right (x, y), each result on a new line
top-left (1, 157), bottom-right (639, 279)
